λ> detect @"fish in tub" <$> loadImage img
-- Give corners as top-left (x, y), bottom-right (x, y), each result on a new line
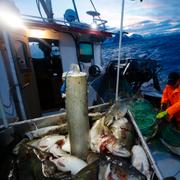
top-left (8, 103), bottom-right (154, 179)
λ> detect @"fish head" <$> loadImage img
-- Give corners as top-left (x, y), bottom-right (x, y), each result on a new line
top-left (107, 142), bottom-right (131, 157)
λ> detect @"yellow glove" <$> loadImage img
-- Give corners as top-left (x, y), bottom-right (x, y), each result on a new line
top-left (156, 111), bottom-right (168, 119)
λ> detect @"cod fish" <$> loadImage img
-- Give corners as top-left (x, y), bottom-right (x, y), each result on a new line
top-left (90, 117), bottom-right (131, 157)
top-left (38, 135), bottom-right (66, 152)
top-left (99, 155), bottom-right (146, 180)
top-left (41, 156), bottom-right (72, 179)
top-left (44, 141), bottom-right (87, 175)
top-left (29, 135), bottom-right (87, 176)
top-left (25, 124), bottom-right (68, 140)
top-left (49, 155), bottom-right (87, 175)
top-left (28, 134), bottom-right (70, 153)
top-left (132, 145), bottom-right (151, 179)
top-left (110, 118), bottom-right (134, 149)
top-left (49, 143), bottom-right (67, 157)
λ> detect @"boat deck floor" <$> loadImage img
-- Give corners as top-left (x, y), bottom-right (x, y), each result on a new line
top-left (148, 139), bottom-right (180, 179)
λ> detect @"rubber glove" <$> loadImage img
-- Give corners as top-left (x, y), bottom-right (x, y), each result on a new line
top-left (160, 103), bottom-right (167, 111)
top-left (156, 111), bottom-right (168, 119)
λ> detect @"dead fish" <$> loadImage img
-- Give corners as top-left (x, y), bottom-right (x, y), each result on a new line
top-left (108, 163), bottom-right (143, 180)
top-left (36, 135), bottom-right (66, 152)
top-left (110, 118), bottom-right (134, 149)
top-left (98, 134), bottom-right (131, 157)
top-left (99, 155), bottom-right (146, 180)
top-left (90, 117), bottom-right (130, 157)
top-left (132, 145), bottom-right (151, 179)
top-left (13, 138), bottom-right (29, 155)
top-left (61, 135), bottom-right (71, 153)
top-left (49, 143), bottom-right (67, 157)
top-left (42, 160), bottom-right (72, 179)
top-left (89, 112), bottom-right (105, 120)
top-left (99, 163), bottom-right (111, 180)
top-left (42, 159), bottom-right (57, 177)
top-left (89, 116), bottom-right (110, 153)
top-left (86, 151), bottom-right (100, 164)
top-left (25, 124), bottom-right (68, 140)
top-left (33, 148), bottom-right (49, 161)
top-left (104, 102), bottom-right (127, 126)
top-left (49, 155), bottom-right (87, 175)
top-left (74, 159), bottom-right (99, 180)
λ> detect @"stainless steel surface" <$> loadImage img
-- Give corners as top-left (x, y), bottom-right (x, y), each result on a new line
top-left (148, 139), bottom-right (180, 179)
top-left (128, 110), bottom-right (163, 180)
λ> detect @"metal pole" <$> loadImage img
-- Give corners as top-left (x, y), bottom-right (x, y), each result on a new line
top-left (66, 69), bottom-right (89, 160)
top-left (45, 0), bottom-right (54, 22)
top-left (3, 32), bottom-right (27, 120)
top-left (72, 0), bottom-right (80, 22)
top-left (115, 0), bottom-right (125, 101)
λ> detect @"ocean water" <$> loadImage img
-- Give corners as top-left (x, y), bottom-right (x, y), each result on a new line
top-left (102, 33), bottom-right (180, 89)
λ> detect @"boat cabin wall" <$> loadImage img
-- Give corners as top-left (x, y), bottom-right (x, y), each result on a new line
top-left (4, 29), bottom-right (41, 120)
top-left (0, 37), bottom-right (18, 125)
top-left (93, 43), bottom-right (102, 67)
top-left (27, 28), bottom-right (79, 72)
top-left (0, 21), bottom-right (105, 123)
top-left (59, 33), bottom-right (78, 72)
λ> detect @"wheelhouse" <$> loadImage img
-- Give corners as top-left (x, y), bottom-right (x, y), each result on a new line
top-left (0, 2), bottom-right (112, 124)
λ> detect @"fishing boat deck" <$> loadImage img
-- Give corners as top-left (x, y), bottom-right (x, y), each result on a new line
top-left (148, 139), bottom-right (180, 179)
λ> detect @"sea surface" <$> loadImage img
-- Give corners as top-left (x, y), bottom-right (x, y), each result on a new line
top-left (102, 33), bottom-right (180, 89)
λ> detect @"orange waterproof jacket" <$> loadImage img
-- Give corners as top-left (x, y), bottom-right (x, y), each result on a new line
top-left (161, 85), bottom-right (175, 104)
top-left (166, 87), bottom-right (180, 122)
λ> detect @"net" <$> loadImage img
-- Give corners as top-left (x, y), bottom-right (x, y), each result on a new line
top-left (161, 124), bottom-right (180, 147)
top-left (129, 98), bottom-right (157, 137)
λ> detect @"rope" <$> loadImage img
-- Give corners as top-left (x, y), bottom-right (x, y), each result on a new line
top-left (36, 0), bottom-right (47, 23)
top-left (89, 0), bottom-right (101, 21)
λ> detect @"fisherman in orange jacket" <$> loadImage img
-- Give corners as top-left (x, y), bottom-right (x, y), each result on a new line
top-left (156, 72), bottom-right (180, 129)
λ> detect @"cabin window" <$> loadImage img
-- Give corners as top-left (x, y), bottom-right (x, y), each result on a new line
top-left (79, 42), bottom-right (93, 63)
top-left (29, 42), bottom-right (45, 59)
top-left (28, 38), bottom-right (64, 111)
top-left (16, 40), bottom-right (30, 70)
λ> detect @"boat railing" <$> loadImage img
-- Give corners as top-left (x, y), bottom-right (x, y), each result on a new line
top-left (21, 14), bottom-right (108, 31)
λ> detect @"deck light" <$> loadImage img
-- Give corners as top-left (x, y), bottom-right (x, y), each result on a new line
top-left (28, 29), bottom-right (46, 38)
top-left (91, 22), bottom-right (97, 29)
top-left (0, 10), bottom-right (25, 29)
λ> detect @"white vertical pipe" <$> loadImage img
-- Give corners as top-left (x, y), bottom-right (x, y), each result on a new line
top-left (66, 71), bottom-right (89, 160)
top-left (115, 0), bottom-right (125, 101)
top-left (3, 31), bottom-right (27, 120)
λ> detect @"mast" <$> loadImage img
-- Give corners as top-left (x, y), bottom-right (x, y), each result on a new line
top-left (115, 0), bottom-right (144, 101)
top-left (39, 0), bottom-right (54, 22)
top-left (115, 0), bottom-right (125, 101)
top-left (45, 0), bottom-right (53, 21)
top-left (72, 0), bottom-right (80, 22)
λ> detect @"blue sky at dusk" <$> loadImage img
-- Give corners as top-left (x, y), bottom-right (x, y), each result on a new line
top-left (14, 0), bottom-right (180, 36)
